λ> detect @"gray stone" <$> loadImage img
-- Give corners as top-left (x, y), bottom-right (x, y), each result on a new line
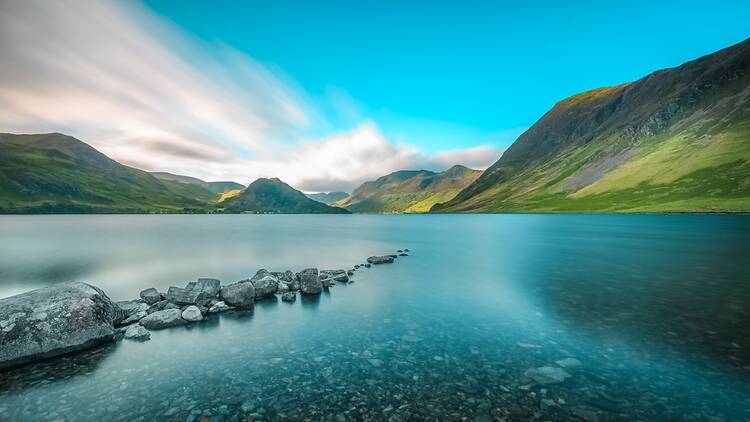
top-left (297, 268), bottom-right (322, 295)
top-left (115, 300), bottom-right (149, 322)
top-left (367, 256), bottom-right (394, 264)
top-left (556, 357), bottom-right (583, 369)
top-left (139, 287), bottom-right (163, 305)
top-left (0, 282), bottom-right (121, 369)
top-left (181, 306), bottom-right (203, 322)
top-left (123, 324), bottom-right (151, 341)
top-left (251, 270), bottom-right (278, 298)
top-left (147, 300), bottom-right (181, 314)
top-left (524, 366), bottom-right (571, 385)
top-left (281, 292), bottom-right (296, 302)
top-left (121, 310), bottom-right (147, 325)
top-left (166, 286), bottom-right (210, 306)
top-left (208, 301), bottom-right (231, 313)
top-left (139, 309), bottom-right (186, 330)
top-left (220, 280), bottom-right (255, 308)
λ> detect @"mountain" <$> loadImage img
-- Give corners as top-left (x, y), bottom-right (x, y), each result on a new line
top-left (306, 191), bottom-right (349, 205)
top-left (434, 38), bottom-right (750, 213)
top-left (220, 178), bottom-right (350, 214)
top-left (337, 165), bottom-right (482, 213)
top-left (151, 172), bottom-right (244, 194)
top-left (0, 133), bottom-right (217, 213)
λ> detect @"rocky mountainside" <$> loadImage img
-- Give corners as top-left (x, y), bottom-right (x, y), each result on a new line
top-left (220, 178), bottom-right (350, 214)
top-left (434, 38), bottom-right (750, 212)
top-left (0, 133), bottom-right (217, 213)
top-left (151, 172), bottom-right (244, 194)
top-left (337, 165), bottom-right (482, 213)
top-left (306, 191), bottom-right (349, 205)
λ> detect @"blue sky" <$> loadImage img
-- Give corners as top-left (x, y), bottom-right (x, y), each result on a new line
top-left (2, 0), bottom-right (749, 191)
top-left (146, 0), bottom-right (750, 151)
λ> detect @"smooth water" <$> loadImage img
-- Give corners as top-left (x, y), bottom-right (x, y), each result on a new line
top-left (0, 215), bottom-right (748, 421)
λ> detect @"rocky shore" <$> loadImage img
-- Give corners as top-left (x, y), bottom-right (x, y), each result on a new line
top-left (0, 251), bottom-right (409, 370)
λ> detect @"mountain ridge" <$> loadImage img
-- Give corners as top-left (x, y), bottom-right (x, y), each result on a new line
top-left (220, 178), bottom-right (350, 214)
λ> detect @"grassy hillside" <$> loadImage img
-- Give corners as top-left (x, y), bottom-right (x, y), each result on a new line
top-left (220, 178), bottom-right (350, 214)
top-left (0, 133), bottom-right (216, 213)
top-left (337, 165), bottom-right (482, 213)
top-left (151, 172), bottom-right (244, 194)
top-left (306, 191), bottom-right (349, 205)
top-left (434, 38), bottom-right (750, 213)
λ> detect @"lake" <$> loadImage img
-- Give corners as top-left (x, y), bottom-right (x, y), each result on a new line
top-left (0, 214), bottom-right (748, 421)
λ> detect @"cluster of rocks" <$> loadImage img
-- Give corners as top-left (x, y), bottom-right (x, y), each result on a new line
top-left (0, 251), bottom-right (409, 369)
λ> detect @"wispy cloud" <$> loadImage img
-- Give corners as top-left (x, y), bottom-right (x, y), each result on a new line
top-left (0, 0), bottom-right (507, 192)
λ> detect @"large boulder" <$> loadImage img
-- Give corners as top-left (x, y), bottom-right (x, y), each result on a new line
top-left (0, 282), bottom-right (121, 370)
top-left (250, 270), bottom-right (278, 298)
top-left (187, 278), bottom-right (221, 297)
top-left (367, 255), bottom-right (395, 264)
top-left (297, 268), bottom-right (322, 295)
top-left (139, 287), bottom-right (163, 305)
top-left (165, 278), bottom-right (221, 306)
top-left (271, 270), bottom-right (297, 292)
top-left (139, 309), bottom-right (186, 330)
top-left (220, 280), bottom-right (255, 308)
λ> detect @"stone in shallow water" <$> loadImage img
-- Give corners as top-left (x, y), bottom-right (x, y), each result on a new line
top-left (115, 300), bottom-right (149, 321)
top-left (182, 305), bottom-right (203, 322)
top-left (524, 366), bottom-right (571, 385)
top-left (0, 281), bottom-right (121, 369)
top-left (139, 309), bottom-right (186, 330)
top-left (139, 287), bottom-right (163, 305)
top-left (123, 324), bottom-right (150, 341)
top-left (251, 270), bottom-right (279, 298)
top-left (121, 310), bottom-right (147, 325)
top-left (556, 357), bottom-right (583, 369)
top-left (220, 280), bottom-right (255, 308)
top-left (281, 292), bottom-right (297, 302)
top-left (298, 268), bottom-right (322, 295)
top-left (208, 301), bottom-right (231, 313)
top-left (147, 300), bottom-right (180, 314)
top-left (367, 255), bottom-right (394, 264)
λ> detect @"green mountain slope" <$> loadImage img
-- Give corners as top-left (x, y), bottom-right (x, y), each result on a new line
top-left (221, 178), bottom-right (350, 214)
top-left (306, 191), bottom-right (349, 205)
top-left (337, 165), bottom-right (482, 213)
top-left (0, 133), bottom-right (216, 213)
top-left (433, 38), bottom-right (750, 213)
top-left (151, 172), bottom-right (244, 194)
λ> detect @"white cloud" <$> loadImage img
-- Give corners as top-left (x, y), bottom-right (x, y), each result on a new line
top-left (0, 0), bottom-right (506, 192)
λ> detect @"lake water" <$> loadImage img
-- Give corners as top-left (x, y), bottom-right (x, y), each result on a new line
top-left (0, 214), bottom-right (748, 421)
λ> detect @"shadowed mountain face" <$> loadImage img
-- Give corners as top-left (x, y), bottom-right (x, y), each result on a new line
top-left (434, 38), bottom-right (750, 213)
top-left (337, 165), bottom-right (482, 213)
top-left (306, 191), bottom-right (349, 205)
top-left (0, 133), bottom-right (216, 213)
top-left (151, 172), bottom-right (244, 194)
top-left (221, 178), bottom-right (350, 214)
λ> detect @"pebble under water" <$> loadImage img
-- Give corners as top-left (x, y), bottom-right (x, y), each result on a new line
top-left (0, 214), bottom-right (748, 421)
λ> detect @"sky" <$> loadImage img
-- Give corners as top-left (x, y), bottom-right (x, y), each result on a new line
top-left (1, 1), bottom-right (749, 192)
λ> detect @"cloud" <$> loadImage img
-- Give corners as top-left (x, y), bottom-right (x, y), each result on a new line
top-left (0, 0), bottom-right (506, 192)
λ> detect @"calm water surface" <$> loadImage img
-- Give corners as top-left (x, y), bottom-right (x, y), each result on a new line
top-left (0, 214), bottom-right (748, 421)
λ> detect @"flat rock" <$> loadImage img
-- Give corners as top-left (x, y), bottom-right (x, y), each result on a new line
top-left (220, 280), bottom-right (255, 308)
top-left (147, 300), bottom-right (181, 314)
top-left (121, 310), bottom-right (147, 325)
top-left (187, 278), bottom-right (221, 297)
top-left (139, 287), bottom-right (163, 305)
top-left (139, 309), bottom-right (186, 330)
top-left (123, 324), bottom-right (151, 341)
top-left (0, 282), bottom-right (121, 369)
top-left (181, 305), bottom-right (203, 322)
top-left (367, 255), bottom-right (394, 264)
top-left (297, 268), bottom-right (322, 295)
top-left (524, 366), bottom-right (571, 385)
top-left (166, 286), bottom-right (210, 306)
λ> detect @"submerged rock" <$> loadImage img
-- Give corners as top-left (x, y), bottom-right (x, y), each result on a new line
top-left (220, 280), bottom-right (256, 308)
top-left (556, 357), bottom-right (583, 369)
top-left (298, 268), bottom-right (322, 295)
top-left (123, 324), bottom-right (151, 341)
top-left (367, 256), bottom-right (394, 264)
top-left (139, 287), bottom-right (163, 305)
top-left (181, 305), bottom-right (203, 322)
top-left (0, 281), bottom-right (121, 369)
top-left (524, 366), bottom-right (571, 385)
top-left (139, 309), bottom-right (186, 330)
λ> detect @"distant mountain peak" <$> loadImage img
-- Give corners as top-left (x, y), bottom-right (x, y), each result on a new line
top-left (222, 177), bottom-right (349, 214)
